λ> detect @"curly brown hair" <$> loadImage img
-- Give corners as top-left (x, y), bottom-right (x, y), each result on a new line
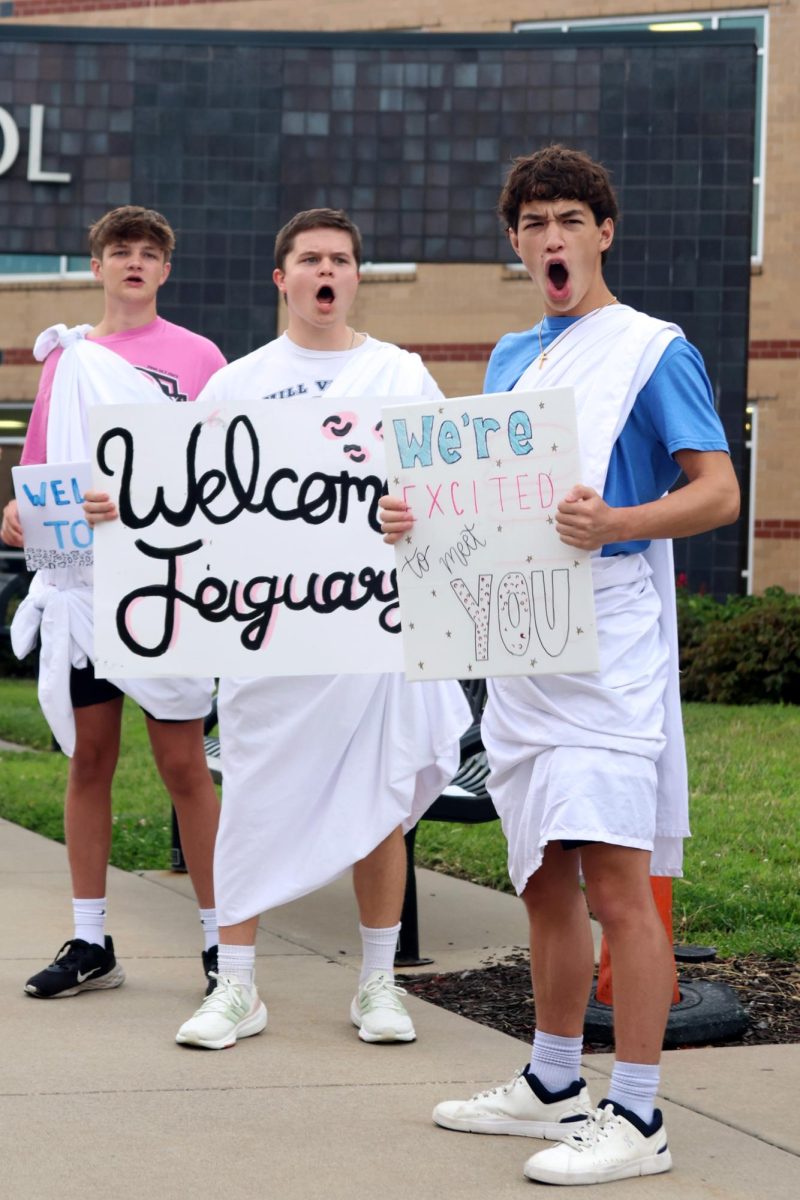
top-left (88, 206), bottom-right (175, 260)
top-left (274, 208), bottom-right (363, 271)
top-left (498, 145), bottom-right (619, 233)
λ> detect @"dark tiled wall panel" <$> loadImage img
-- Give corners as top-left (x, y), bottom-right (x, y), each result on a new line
top-left (0, 32), bottom-right (755, 595)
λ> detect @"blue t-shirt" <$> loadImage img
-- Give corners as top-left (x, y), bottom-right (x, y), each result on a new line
top-left (484, 316), bottom-right (730, 555)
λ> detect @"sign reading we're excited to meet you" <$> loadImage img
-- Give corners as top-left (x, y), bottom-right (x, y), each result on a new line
top-left (382, 389), bottom-right (599, 681)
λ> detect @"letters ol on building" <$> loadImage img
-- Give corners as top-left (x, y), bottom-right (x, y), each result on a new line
top-left (0, 105), bottom-right (71, 183)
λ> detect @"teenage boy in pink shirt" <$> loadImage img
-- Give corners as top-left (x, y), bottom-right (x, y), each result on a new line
top-left (1, 206), bottom-right (225, 1000)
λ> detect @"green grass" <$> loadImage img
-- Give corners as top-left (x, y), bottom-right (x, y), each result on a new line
top-left (0, 677), bottom-right (202, 872)
top-left (0, 678), bottom-right (797, 958)
top-left (415, 703), bottom-right (800, 959)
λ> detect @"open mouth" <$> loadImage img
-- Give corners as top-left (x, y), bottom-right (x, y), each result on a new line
top-left (547, 261), bottom-right (569, 293)
top-left (316, 285), bottom-right (335, 305)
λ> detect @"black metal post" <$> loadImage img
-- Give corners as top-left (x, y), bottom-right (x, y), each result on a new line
top-left (395, 824), bottom-right (433, 968)
top-left (171, 806), bottom-right (187, 872)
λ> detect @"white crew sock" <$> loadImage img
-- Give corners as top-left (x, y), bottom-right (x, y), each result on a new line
top-left (198, 907), bottom-right (218, 952)
top-left (358, 922), bottom-right (401, 984)
top-left (217, 943), bottom-right (256, 988)
top-left (72, 897), bottom-right (107, 947)
top-left (529, 1030), bottom-right (584, 1093)
top-left (607, 1060), bottom-right (660, 1125)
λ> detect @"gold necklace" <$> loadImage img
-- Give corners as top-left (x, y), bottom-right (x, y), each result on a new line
top-left (537, 297), bottom-right (618, 370)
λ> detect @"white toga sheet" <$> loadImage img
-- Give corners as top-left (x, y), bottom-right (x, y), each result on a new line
top-left (11, 326), bottom-right (213, 755)
top-left (483, 305), bottom-right (690, 889)
top-left (203, 335), bottom-right (472, 923)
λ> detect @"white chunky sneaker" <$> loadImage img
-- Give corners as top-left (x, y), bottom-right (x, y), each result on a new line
top-left (175, 973), bottom-right (267, 1050)
top-left (433, 1066), bottom-right (594, 1139)
top-left (523, 1100), bottom-right (672, 1185)
top-left (350, 970), bottom-right (416, 1043)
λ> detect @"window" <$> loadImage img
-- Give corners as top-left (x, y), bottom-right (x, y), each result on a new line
top-left (0, 254), bottom-right (92, 281)
top-left (515, 10), bottom-right (767, 262)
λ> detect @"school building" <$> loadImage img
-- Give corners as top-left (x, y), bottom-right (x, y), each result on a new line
top-left (0, 3), bottom-right (796, 596)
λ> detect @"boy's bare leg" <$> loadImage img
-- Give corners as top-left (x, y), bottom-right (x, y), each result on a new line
top-left (23, 698), bottom-right (127, 997)
top-left (521, 841), bottom-right (595, 1038)
top-left (352, 825), bottom-right (406, 927)
top-left (581, 844), bottom-right (675, 1062)
top-left (146, 715), bottom-right (218, 908)
top-left (65, 697), bottom-right (124, 897)
top-left (218, 917), bottom-right (259, 946)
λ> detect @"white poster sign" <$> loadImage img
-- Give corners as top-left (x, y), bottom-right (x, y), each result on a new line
top-left (12, 460), bottom-right (94, 570)
top-left (382, 389), bottom-right (599, 681)
top-left (88, 395), bottom-right (404, 678)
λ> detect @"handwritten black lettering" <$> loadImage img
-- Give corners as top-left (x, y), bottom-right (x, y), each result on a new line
top-left (439, 522), bottom-right (487, 575)
top-left (115, 539), bottom-right (400, 657)
top-left (401, 544), bottom-right (432, 580)
top-left (96, 414), bottom-right (384, 532)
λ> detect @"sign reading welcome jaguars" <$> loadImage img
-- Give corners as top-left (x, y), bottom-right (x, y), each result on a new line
top-left (89, 394), bottom-right (403, 678)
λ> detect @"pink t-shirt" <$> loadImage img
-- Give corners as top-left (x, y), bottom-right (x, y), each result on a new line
top-left (21, 316), bottom-right (227, 466)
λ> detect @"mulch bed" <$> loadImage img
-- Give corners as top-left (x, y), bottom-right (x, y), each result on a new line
top-left (402, 950), bottom-right (800, 1049)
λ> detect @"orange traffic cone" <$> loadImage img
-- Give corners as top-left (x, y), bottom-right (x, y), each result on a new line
top-left (595, 876), bottom-right (680, 1006)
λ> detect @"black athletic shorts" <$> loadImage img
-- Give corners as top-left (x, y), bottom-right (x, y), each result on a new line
top-left (560, 840), bottom-right (598, 851)
top-left (69, 662), bottom-right (187, 723)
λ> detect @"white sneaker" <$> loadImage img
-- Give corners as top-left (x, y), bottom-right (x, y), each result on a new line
top-left (433, 1067), bottom-right (594, 1139)
top-left (175, 973), bottom-right (267, 1050)
top-left (350, 970), bottom-right (416, 1043)
top-left (523, 1100), bottom-right (672, 1185)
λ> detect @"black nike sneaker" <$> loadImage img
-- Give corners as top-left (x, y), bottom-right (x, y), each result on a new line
top-left (202, 944), bottom-right (219, 996)
top-left (24, 935), bottom-right (125, 998)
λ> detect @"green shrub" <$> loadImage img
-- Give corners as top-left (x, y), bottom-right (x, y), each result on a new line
top-left (678, 586), bottom-right (800, 704)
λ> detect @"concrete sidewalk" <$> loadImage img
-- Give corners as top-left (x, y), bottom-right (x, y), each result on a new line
top-left (2, 815), bottom-right (797, 1199)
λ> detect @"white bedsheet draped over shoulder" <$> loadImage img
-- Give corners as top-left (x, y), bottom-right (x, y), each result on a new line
top-left (211, 335), bottom-right (471, 923)
top-left (11, 327), bottom-right (213, 755)
top-left (482, 305), bottom-right (689, 888)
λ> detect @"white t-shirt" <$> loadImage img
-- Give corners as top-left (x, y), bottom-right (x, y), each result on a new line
top-left (199, 332), bottom-right (442, 404)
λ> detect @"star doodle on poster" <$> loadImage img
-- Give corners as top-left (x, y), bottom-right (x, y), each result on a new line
top-left (547, 515), bottom-right (554, 525)
top-left (529, 658), bottom-right (538, 668)
top-left (539, 400), bottom-right (545, 409)
top-left (445, 630), bottom-right (452, 638)
top-left (551, 443), bottom-right (558, 452)
top-left (409, 622), bottom-right (415, 631)
top-left (405, 535), bottom-right (412, 544)
top-left (467, 663), bottom-right (473, 672)
top-left (438, 407), bottom-right (444, 414)
top-left (526, 555), bottom-right (533, 563)
top-left (431, 589), bottom-right (437, 598)
top-left (576, 626), bottom-right (584, 635)
top-left (573, 560), bottom-right (579, 567)
top-left (393, 476), bottom-right (400, 485)
top-left (496, 459), bottom-right (502, 467)
top-left (418, 661), bottom-right (425, 670)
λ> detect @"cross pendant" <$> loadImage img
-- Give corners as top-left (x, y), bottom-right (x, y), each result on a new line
top-left (538, 352), bottom-right (547, 370)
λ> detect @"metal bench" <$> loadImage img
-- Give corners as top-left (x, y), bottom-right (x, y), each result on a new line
top-left (173, 679), bottom-right (497, 966)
